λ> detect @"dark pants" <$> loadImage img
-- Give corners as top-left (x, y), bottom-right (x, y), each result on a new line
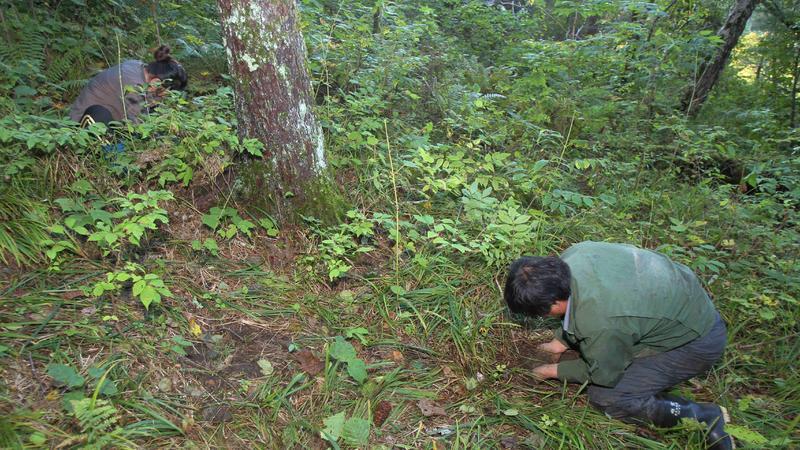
top-left (587, 314), bottom-right (727, 422)
top-left (80, 105), bottom-right (114, 126)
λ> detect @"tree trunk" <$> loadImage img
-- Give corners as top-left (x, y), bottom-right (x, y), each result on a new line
top-left (217, 0), bottom-right (342, 223)
top-left (681, 0), bottom-right (761, 117)
top-left (791, 45), bottom-right (800, 128)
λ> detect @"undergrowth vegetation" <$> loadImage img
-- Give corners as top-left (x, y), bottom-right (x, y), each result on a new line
top-left (0, 0), bottom-right (798, 449)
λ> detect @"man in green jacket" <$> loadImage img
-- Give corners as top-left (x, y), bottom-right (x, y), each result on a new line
top-left (504, 241), bottom-right (732, 450)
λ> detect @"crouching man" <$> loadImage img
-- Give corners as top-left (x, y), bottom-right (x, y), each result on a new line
top-left (504, 241), bottom-right (733, 450)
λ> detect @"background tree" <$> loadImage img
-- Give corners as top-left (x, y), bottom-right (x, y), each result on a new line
top-left (759, 0), bottom-right (800, 127)
top-left (682, 0), bottom-right (763, 116)
top-left (217, 0), bottom-right (340, 222)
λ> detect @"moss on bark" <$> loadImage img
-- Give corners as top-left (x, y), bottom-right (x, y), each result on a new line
top-left (235, 158), bottom-right (347, 225)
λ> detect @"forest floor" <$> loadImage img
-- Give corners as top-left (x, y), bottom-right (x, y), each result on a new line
top-left (1, 2), bottom-right (799, 449)
top-left (2, 178), bottom-right (796, 449)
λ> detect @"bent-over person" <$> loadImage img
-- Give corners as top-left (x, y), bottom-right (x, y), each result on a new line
top-left (504, 241), bottom-right (733, 450)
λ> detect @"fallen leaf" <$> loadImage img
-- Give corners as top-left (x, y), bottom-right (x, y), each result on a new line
top-left (500, 436), bottom-right (519, 449)
top-left (61, 290), bottom-right (84, 300)
top-left (417, 399), bottom-right (446, 417)
top-left (441, 365), bottom-right (455, 378)
top-left (188, 319), bottom-right (202, 337)
top-left (201, 405), bottom-right (233, 423)
top-left (257, 358), bottom-right (274, 376)
top-left (373, 400), bottom-right (392, 427)
top-left (158, 378), bottom-right (173, 392)
top-left (294, 349), bottom-right (324, 376)
top-left (389, 350), bottom-right (405, 363)
top-left (458, 404), bottom-right (476, 414)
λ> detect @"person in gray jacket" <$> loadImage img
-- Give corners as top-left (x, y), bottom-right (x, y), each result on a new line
top-left (69, 45), bottom-right (187, 126)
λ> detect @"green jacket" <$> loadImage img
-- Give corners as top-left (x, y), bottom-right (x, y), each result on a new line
top-left (554, 242), bottom-right (718, 387)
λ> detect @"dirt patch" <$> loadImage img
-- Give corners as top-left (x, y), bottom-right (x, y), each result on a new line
top-left (181, 321), bottom-right (292, 396)
top-left (496, 327), bottom-right (581, 377)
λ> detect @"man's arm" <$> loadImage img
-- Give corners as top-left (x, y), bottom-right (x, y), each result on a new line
top-left (533, 328), bottom-right (635, 387)
top-left (557, 328), bottom-right (635, 387)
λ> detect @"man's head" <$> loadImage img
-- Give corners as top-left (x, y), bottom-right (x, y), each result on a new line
top-left (504, 256), bottom-right (571, 317)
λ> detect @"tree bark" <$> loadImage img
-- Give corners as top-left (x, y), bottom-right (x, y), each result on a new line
top-left (681, 0), bottom-right (761, 117)
top-left (218, 0), bottom-right (341, 223)
top-left (791, 45), bottom-right (799, 128)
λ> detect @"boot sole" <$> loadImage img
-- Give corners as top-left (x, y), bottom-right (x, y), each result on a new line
top-left (719, 406), bottom-right (735, 449)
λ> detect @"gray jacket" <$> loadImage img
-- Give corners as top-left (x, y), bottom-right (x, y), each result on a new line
top-left (69, 60), bottom-right (149, 123)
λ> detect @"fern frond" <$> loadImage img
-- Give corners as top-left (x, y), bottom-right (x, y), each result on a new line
top-left (73, 399), bottom-right (118, 435)
top-left (45, 47), bottom-right (81, 83)
top-left (0, 22), bottom-right (46, 70)
top-left (70, 398), bottom-right (136, 449)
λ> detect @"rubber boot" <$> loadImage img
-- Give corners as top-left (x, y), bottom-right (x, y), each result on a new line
top-left (647, 398), bottom-right (734, 450)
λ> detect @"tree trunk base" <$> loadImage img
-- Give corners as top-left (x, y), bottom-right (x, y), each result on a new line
top-left (234, 159), bottom-right (347, 225)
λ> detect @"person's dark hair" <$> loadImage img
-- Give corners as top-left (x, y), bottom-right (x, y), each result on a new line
top-left (145, 45), bottom-right (188, 90)
top-left (504, 256), bottom-right (571, 317)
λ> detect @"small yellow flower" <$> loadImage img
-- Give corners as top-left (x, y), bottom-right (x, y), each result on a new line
top-left (189, 319), bottom-right (202, 337)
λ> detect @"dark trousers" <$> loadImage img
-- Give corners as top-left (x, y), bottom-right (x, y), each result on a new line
top-left (587, 313), bottom-right (727, 421)
top-left (80, 105), bottom-right (114, 126)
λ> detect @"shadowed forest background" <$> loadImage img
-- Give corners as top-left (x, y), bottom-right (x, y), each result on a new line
top-left (0, 0), bottom-right (798, 448)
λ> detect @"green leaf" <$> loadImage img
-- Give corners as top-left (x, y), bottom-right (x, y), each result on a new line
top-left (172, 336), bottom-right (192, 347)
top-left (235, 219), bottom-right (256, 236)
top-left (92, 281), bottom-right (117, 297)
top-left (201, 212), bottom-right (221, 230)
top-left (345, 327), bottom-right (369, 344)
top-left (139, 285), bottom-right (161, 309)
top-left (90, 209), bottom-right (113, 224)
top-left (55, 197), bottom-right (82, 212)
top-left (329, 337), bottom-right (357, 362)
top-left (204, 238), bottom-right (219, 255)
top-left (70, 179), bottom-right (93, 195)
top-left (29, 432), bottom-right (47, 446)
top-left (61, 391), bottom-right (86, 412)
top-left (47, 363), bottom-right (85, 388)
top-left (257, 358), bottom-right (274, 376)
top-left (458, 404), bottom-right (476, 413)
top-left (321, 411), bottom-right (346, 442)
top-left (342, 417), bottom-right (370, 446)
top-left (87, 367), bottom-right (105, 379)
top-left (759, 309), bottom-right (776, 321)
top-left (170, 345), bottom-right (187, 356)
top-left (726, 424), bottom-right (768, 444)
top-left (389, 285), bottom-right (406, 296)
top-left (132, 279), bottom-right (146, 297)
top-left (97, 379), bottom-right (118, 396)
top-left (346, 359), bottom-right (368, 384)
top-left (115, 272), bottom-right (131, 282)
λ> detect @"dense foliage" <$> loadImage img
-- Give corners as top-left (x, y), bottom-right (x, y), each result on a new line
top-left (0, 0), bottom-right (798, 448)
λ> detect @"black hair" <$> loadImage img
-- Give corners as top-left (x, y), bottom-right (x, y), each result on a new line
top-left (145, 45), bottom-right (188, 90)
top-left (504, 256), bottom-right (571, 317)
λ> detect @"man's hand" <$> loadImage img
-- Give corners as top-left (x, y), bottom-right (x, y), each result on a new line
top-left (537, 338), bottom-right (568, 355)
top-left (532, 363), bottom-right (559, 380)
top-left (534, 338), bottom-right (569, 363)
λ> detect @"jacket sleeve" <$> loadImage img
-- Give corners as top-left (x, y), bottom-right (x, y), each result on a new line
top-left (123, 91), bottom-right (145, 122)
top-left (553, 327), bottom-right (569, 347)
top-left (556, 328), bottom-right (635, 387)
